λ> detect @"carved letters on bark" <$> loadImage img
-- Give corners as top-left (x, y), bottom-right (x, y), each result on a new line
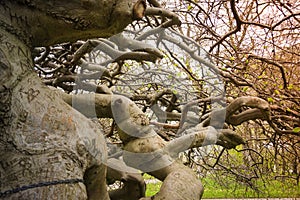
top-left (0, 28), bottom-right (108, 198)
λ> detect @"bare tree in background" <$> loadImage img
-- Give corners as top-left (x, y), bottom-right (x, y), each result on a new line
top-left (167, 0), bottom-right (300, 195)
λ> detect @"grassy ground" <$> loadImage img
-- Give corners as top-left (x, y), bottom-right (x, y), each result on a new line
top-left (144, 174), bottom-right (162, 197)
top-left (201, 176), bottom-right (300, 198)
top-left (144, 174), bottom-right (300, 198)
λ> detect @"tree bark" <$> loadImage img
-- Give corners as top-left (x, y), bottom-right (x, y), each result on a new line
top-left (62, 93), bottom-right (206, 199)
top-left (0, 0), bottom-right (145, 47)
top-left (0, 27), bottom-right (110, 199)
top-left (0, 0), bottom-right (145, 199)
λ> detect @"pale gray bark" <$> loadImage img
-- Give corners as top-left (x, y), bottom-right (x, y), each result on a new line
top-left (0, 0), bottom-right (144, 199)
top-left (0, 27), bottom-right (109, 199)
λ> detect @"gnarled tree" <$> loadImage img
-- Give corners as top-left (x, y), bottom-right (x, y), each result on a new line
top-left (1, 0), bottom-right (299, 199)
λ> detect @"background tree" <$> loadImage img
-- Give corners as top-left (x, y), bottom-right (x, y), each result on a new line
top-left (165, 0), bottom-right (300, 196)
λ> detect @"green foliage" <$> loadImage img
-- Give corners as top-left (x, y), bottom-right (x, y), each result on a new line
top-left (293, 127), bottom-right (300, 133)
top-left (267, 97), bottom-right (274, 103)
top-left (187, 5), bottom-right (193, 11)
top-left (242, 86), bottom-right (248, 92)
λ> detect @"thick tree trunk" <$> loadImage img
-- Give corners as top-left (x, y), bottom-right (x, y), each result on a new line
top-left (0, 0), bottom-right (145, 199)
top-left (0, 28), bottom-right (109, 199)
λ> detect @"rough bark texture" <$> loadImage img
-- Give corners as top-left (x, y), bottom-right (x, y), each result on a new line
top-left (0, 0), bottom-right (143, 199)
top-left (0, 27), bottom-right (111, 200)
top-left (0, 0), bottom-right (142, 47)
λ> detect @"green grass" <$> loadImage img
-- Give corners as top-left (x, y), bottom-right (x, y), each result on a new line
top-left (143, 173), bottom-right (300, 198)
top-left (143, 174), bottom-right (162, 197)
top-left (201, 176), bottom-right (300, 198)
top-left (146, 182), bottom-right (162, 197)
